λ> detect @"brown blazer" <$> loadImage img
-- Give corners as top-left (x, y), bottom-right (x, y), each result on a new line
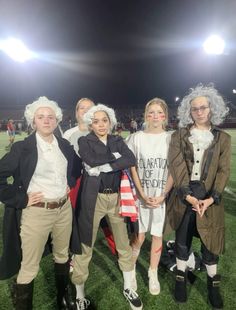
top-left (167, 126), bottom-right (231, 255)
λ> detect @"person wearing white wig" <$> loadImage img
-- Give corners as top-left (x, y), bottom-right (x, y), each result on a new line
top-left (63, 99), bottom-right (118, 260)
top-left (24, 96), bottom-right (63, 127)
top-left (83, 103), bottom-right (117, 132)
top-left (0, 96), bottom-right (82, 309)
top-left (168, 84), bottom-right (231, 308)
top-left (71, 104), bottom-right (143, 310)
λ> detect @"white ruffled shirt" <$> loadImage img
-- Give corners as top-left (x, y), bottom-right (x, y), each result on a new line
top-left (188, 128), bottom-right (214, 181)
top-left (27, 133), bottom-right (68, 199)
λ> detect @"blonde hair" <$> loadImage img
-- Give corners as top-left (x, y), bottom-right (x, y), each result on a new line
top-left (144, 98), bottom-right (168, 129)
top-left (75, 98), bottom-right (94, 112)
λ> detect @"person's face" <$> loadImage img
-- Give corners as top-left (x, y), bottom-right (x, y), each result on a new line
top-left (190, 96), bottom-right (211, 126)
top-left (90, 111), bottom-right (110, 139)
top-left (33, 107), bottom-right (57, 136)
top-left (146, 103), bottom-right (166, 128)
top-left (76, 100), bottom-right (94, 122)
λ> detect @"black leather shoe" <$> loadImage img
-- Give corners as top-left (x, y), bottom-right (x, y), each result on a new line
top-left (174, 270), bottom-right (187, 303)
top-left (207, 275), bottom-right (223, 309)
top-left (58, 286), bottom-right (75, 310)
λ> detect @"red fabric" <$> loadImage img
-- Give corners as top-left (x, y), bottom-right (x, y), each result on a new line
top-left (119, 170), bottom-right (138, 222)
top-left (69, 177), bottom-right (81, 208)
top-left (7, 122), bottom-right (14, 131)
top-left (102, 226), bottom-right (117, 256)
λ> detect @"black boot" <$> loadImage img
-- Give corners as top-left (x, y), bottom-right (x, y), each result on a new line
top-left (207, 275), bottom-right (223, 309)
top-left (55, 262), bottom-right (75, 310)
top-left (15, 281), bottom-right (34, 310)
top-left (174, 269), bottom-right (187, 303)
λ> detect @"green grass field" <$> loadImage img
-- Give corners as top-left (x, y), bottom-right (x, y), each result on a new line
top-left (0, 130), bottom-right (236, 310)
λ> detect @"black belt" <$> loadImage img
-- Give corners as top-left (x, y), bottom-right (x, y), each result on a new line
top-left (98, 188), bottom-right (118, 194)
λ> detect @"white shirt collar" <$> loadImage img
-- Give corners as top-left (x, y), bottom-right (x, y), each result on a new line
top-left (36, 132), bottom-right (58, 152)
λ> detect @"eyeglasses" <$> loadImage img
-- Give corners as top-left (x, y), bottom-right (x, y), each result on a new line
top-left (190, 106), bottom-right (210, 113)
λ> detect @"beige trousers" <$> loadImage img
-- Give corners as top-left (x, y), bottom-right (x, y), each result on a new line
top-left (17, 199), bottom-right (72, 284)
top-left (72, 193), bottom-right (133, 285)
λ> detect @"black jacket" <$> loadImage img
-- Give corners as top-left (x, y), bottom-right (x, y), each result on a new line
top-left (0, 132), bottom-right (82, 279)
top-left (75, 132), bottom-right (136, 247)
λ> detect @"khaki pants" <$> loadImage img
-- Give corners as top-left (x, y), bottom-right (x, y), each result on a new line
top-left (72, 193), bottom-right (133, 285)
top-left (17, 199), bottom-right (72, 284)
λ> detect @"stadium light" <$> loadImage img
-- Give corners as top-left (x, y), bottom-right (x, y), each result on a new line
top-left (175, 97), bottom-right (179, 102)
top-left (203, 35), bottom-right (225, 55)
top-left (0, 38), bottom-right (36, 62)
top-left (233, 89), bottom-right (236, 94)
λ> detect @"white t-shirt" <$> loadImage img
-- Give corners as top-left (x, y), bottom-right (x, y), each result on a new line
top-left (63, 126), bottom-right (89, 154)
top-left (126, 131), bottom-right (172, 236)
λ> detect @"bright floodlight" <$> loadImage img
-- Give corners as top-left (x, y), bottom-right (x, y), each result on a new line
top-left (175, 97), bottom-right (180, 102)
top-left (233, 89), bottom-right (236, 94)
top-left (203, 35), bottom-right (225, 55)
top-left (0, 38), bottom-right (35, 62)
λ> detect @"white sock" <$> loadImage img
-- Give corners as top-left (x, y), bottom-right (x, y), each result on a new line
top-left (76, 283), bottom-right (85, 299)
top-left (176, 258), bottom-right (187, 272)
top-left (149, 267), bottom-right (157, 273)
top-left (123, 271), bottom-right (132, 290)
top-left (186, 252), bottom-right (195, 270)
top-left (205, 264), bottom-right (217, 278)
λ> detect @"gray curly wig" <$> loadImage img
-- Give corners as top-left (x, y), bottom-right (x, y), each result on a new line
top-left (178, 84), bottom-right (229, 128)
top-left (83, 103), bottom-right (117, 131)
top-left (24, 96), bottom-right (62, 127)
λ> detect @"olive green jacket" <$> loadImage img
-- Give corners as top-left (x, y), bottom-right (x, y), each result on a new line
top-left (167, 126), bottom-right (231, 255)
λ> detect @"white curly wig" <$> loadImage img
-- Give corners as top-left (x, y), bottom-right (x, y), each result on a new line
top-left (24, 96), bottom-right (63, 126)
top-left (83, 104), bottom-right (117, 131)
top-left (178, 84), bottom-right (229, 128)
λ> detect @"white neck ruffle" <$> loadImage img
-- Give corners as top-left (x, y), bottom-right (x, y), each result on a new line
top-left (188, 128), bottom-right (214, 150)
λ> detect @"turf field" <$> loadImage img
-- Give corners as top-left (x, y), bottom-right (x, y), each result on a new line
top-left (0, 130), bottom-right (235, 310)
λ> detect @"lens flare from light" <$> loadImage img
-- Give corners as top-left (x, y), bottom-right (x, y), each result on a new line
top-left (203, 35), bottom-right (225, 55)
top-left (0, 38), bottom-right (36, 62)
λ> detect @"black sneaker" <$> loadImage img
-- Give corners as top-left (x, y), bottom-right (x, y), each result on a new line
top-left (75, 297), bottom-right (90, 310)
top-left (123, 288), bottom-right (143, 310)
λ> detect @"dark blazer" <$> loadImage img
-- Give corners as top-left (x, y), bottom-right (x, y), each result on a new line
top-left (0, 132), bottom-right (82, 280)
top-left (75, 132), bottom-right (136, 247)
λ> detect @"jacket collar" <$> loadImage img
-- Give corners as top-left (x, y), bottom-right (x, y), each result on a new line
top-left (86, 131), bottom-right (115, 143)
top-left (22, 131), bottom-right (37, 151)
top-left (182, 124), bottom-right (220, 147)
top-left (22, 131), bottom-right (70, 155)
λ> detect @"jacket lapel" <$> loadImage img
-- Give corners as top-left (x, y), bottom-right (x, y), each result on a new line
top-left (20, 132), bottom-right (38, 189)
top-left (200, 127), bottom-right (220, 176)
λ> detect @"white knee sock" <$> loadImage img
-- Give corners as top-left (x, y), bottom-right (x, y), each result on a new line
top-left (186, 252), bottom-right (195, 270)
top-left (176, 258), bottom-right (187, 272)
top-left (205, 264), bottom-right (217, 278)
top-left (123, 271), bottom-right (132, 290)
top-left (76, 283), bottom-right (85, 299)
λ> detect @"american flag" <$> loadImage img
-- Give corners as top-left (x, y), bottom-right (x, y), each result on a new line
top-left (119, 169), bottom-right (138, 222)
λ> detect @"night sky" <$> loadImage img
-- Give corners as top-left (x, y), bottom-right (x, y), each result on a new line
top-left (0, 0), bottom-right (236, 111)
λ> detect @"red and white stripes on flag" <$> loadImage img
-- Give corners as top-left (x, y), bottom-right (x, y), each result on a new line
top-left (119, 169), bottom-right (138, 222)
